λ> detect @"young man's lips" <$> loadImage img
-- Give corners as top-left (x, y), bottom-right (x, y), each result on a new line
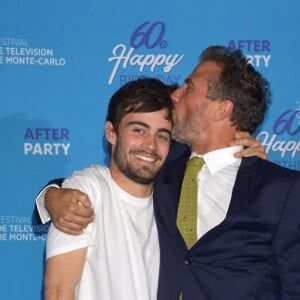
top-left (134, 154), bottom-right (156, 162)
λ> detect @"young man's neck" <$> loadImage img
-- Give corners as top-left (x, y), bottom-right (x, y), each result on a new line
top-left (109, 166), bottom-right (154, 198)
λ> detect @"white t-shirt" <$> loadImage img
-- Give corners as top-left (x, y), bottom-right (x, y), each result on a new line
top-left (46, 165), bottom-right (160, 300)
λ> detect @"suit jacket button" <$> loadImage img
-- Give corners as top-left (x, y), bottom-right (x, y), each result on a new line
top-left (184, 257), bottom-right (192, 265)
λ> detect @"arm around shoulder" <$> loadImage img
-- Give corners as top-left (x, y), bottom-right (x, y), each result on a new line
top-left (44, 186), bottom-right (95, 235)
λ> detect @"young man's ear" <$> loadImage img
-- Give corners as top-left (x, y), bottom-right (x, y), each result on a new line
top-left (105, 121), bottom-right (116, 145)
top-left (213, 99), bottom-right (234, 121)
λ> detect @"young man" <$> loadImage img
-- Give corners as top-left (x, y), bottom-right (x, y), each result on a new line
top-left (43, 78), bottom-right (174, 300)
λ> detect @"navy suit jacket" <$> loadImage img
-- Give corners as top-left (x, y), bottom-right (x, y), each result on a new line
top-left (154, 142), bottom-right (300, 300)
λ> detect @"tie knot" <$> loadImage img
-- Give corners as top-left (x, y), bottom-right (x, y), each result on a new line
top-left (186, 157), bottom-right (205, 172)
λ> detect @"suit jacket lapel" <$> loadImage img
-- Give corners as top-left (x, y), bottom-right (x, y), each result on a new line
top-left (226, 156), bottom-right (258, 219)
top-left (154, 142), bottom-right (191, 253)
top-left (195, 156), bottom-right (259, 248)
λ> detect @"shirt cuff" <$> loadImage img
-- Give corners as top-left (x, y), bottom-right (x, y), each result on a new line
top-left (36, 184), bottom-right (60, 224)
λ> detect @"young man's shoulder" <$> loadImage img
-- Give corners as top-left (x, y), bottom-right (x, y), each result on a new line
top-left (69, 164), bottom-right (109, 178)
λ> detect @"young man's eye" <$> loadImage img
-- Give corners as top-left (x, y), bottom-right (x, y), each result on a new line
top-left (133, 128), bottom-right (145, 134)
top-left (157, 134), bottom-right (170, 143)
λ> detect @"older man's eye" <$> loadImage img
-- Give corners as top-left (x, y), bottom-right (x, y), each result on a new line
top-left (185, 85), bottom-right (193, 93)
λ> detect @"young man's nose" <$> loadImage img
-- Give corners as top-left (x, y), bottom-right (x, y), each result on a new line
top-left (143, 134), bottom-right (156, 149)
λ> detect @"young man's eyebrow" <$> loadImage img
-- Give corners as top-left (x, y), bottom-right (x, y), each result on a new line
top-left (126, 121), bottom-right (150, 128)
top-left (126, 121), bottom-right (172, 136)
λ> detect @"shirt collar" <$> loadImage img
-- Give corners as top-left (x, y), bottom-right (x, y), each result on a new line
top-left (191, 146), bottom-right (243, 174)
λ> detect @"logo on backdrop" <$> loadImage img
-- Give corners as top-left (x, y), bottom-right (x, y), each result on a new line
top-left (108, 21), bottom-right (184, 85)
top-left (0, 216), bottom-right (48, 242)
top-left (227, 39), bottom-right (271, 68)
top-left (256, 103), bottom-right (300, 171)
top-left (0, 37), bottom-right (66, 66)
top-left (23, 127), bottom-right (71, 155)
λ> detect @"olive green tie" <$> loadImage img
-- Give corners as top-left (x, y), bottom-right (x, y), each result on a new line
top-left (177, 157), bottom-right (204, 300)
top-left (177, 156), bottom-right (205, 249)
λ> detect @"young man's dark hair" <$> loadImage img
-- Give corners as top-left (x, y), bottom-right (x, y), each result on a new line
top-left (107, 78), bottom-right (177, 131)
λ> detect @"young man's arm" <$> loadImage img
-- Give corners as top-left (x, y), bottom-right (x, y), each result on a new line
top-left (44, 247), bottom-right (87, 300)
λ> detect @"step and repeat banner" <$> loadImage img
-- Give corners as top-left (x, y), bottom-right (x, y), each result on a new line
top-left (1, 0), bottom-right (299, 299)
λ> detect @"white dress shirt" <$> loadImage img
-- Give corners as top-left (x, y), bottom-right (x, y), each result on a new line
top-left (191, 146), bottom-right (242, 239)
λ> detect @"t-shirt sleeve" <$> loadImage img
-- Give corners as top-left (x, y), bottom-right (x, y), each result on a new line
top-left (46, 172), bottom-right (97, 259)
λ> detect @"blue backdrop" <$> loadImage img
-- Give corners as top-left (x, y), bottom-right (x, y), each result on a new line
top-left (1, 0), bottom-right (299, 299)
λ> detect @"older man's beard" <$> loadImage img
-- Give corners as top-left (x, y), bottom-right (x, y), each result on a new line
top-left (172, 111), bottom-right (202, 148)
top-left (172, 114), bottom-right (192, 146)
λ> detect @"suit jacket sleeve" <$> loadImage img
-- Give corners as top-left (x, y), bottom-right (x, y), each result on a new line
top-left (35, 178), bottom-right (65, 224)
